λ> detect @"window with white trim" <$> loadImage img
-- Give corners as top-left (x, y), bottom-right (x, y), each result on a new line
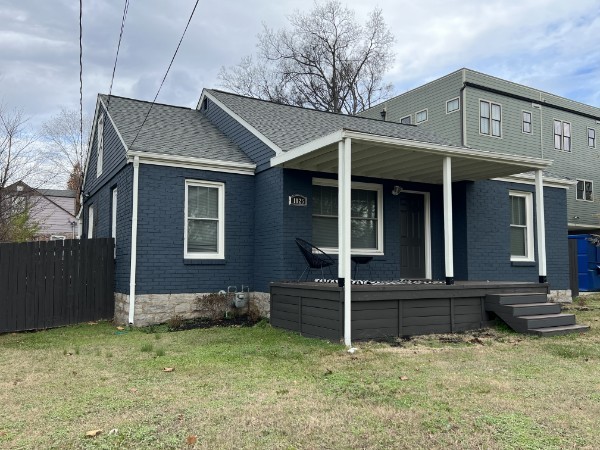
top-left (588, 127), bottom-right (596, 148)
top-left (415, 109), bottom-right (428, 124)
top-left (185, 180), bottom-right (225, 259)
top-left (400, 115), bottom-right (411, 125)
top-left (312, 179), bottom-right (383, 254)
top-left (522, 111), bottom-right (532, 134)
top-left (87, 204), bottom-right (94, 238)
top-left (96, 114), bottom-right (104, 177)
top-left (554, 120), bottom-right (571, 151)
top-left (480, 100), bottom-right (502, 137)
top-left (446, 98), bottom-right (460, 113)
top-left (576, 179), bottom-right (593, 202)
top-left (509, 191), bottom-right (534, 261)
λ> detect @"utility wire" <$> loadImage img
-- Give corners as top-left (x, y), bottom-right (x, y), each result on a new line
top-left (130, 0), bottom-right (200, 148)
top-left (106, 0), bottom-right (131, 112)
top-left (79, 0), bottom-right (83, 163)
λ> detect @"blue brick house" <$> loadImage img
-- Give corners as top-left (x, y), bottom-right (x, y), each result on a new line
top-left (81, 89), bottom-right (573, 328)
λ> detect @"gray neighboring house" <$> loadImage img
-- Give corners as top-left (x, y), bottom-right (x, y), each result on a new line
top-left (5, 181), bottom-right (77, 240)
top-left (359, 68), bottom-right (600, 234)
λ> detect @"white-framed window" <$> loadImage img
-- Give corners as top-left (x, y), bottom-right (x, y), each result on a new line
top-left (96, 114), bottom-right (104, 177)
top-left (576, 179), bottom-right (594, 202)
top-left (111, 187), bottom-right (118, 254)
top-left (87, 204), bottom-right (94, 238)
top-left (415, 109), bottom-right (428, 124)
top-left (312, 178), bottom-right (383, 255)
top-left (400, 115), bottom-right (412, 125)
top-left (522, 111), bottom-right (532, 134)
top-left (184, 180), bottom-right (225, 259)
top-left (588, 127), bottom-right (596, 148)
top-left (446, 98), bottom-right (460, 114)
top-left (480, 100), bottom-right (502, 137)
top-left (553, 120), bottom-right (571, 151)
top-left (509, 191), bottom-right (534, 262)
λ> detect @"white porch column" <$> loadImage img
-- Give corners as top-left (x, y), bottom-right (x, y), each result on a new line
top-left (442, 156), bottom-right (454, 285)
top-left (535, 169), bottom-right (547, 283)
top-left (338, 138), bottom-right (352, 346)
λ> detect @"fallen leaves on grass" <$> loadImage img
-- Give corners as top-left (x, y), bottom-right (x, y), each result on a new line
top-left (87, 322), bottom-right (98, 325)
top-left (400, 376), bottom-right (409, 381)
top-left (186, 435), bottom-right (197, 445)
top-left (163, 367), bottom-right (174, 372)
top-left (116, 326), bottom-right (125, 331)
top-left (85, 429), bottom-right (102, 438)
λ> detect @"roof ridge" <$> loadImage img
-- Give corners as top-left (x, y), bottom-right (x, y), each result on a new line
top-left (206, 89), bottom-right (418, 127)
top-left (99, 93), bottom-right (195, 111)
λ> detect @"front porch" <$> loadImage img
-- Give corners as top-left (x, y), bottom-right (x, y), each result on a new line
top-left (270, 281), bottom-right (550, 340)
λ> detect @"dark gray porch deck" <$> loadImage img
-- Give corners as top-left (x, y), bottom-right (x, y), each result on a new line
top-left (270, 281), bottom-right (549, 340)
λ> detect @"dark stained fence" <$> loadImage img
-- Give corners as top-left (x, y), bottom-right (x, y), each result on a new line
top-left (568, 239), bottom-right (579, 298)
top-left (0, 239), bottom-right (115, 333)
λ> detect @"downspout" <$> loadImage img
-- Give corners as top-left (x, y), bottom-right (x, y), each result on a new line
top-left (461, 69), bottom-right (467, 147)
top-left (128, 155), bottom-right (140, 324)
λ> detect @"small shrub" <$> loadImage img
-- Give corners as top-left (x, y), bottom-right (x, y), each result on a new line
top-left (167, 315), bottom-right (185, 331)
top-left (247, 298), bottom-right (263, 323)
top-left (195, 292), bottom-right (231, 319)
top-left (141, 343), bottom-right (154, 353)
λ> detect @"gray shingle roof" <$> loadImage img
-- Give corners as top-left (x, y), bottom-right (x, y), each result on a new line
top-left (39, 189), bottom-right (76, 198)
top-left (99, 95), bottom-right (253, 165)
top-left (206, 89), bottom-right (458, 151)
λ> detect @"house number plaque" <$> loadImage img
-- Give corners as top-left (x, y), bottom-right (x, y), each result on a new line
top-left (289, 194), bottom-right (307, 206)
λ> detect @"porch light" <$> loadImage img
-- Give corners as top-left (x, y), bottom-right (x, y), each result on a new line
top-left (392, 185), bottom-right (403, 196)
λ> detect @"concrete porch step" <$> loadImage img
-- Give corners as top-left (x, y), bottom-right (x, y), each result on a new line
top-left (529, 324), bottom-right (591, 337)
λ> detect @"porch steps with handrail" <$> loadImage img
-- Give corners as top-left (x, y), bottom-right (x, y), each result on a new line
top-left (485, 293), bottom-right (590, 336)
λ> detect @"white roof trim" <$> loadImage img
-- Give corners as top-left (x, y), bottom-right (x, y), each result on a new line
top-left (127, 150), bottom-right (256, 176)
top-left (493, 174), bottom-right (575, 189)
top-left (99, 97), bottom-right (130, 152)
top-left (271, 130), bottom-right (344, 166)
top-left (200, 90), bottom-right (282, 156)
top-left (568, 223), bottom-right (600, 230)
top-left (271, 129), bottom-right (553, 170)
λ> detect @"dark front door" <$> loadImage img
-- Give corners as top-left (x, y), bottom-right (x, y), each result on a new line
top-left (399, 193), bottom-right (426, 279)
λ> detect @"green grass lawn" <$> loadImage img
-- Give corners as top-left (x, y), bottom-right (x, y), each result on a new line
top-left (1, 296), bottom-right (599, 450)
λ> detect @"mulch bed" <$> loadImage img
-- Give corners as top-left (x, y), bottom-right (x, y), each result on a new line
top-left (169, 316), bottom-right (261, 331)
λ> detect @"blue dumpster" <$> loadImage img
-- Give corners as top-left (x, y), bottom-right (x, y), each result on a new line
top-left (569, 234), bottom-right (600, 292)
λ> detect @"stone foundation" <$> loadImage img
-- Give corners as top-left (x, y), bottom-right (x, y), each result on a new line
top-left (113, 291), bottom-right (271, 327)
top-left (548, 289), bottom-right (572, 303)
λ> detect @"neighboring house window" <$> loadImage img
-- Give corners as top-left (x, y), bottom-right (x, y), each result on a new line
top-left (415, 109), bottom-right (428, 124)
top-left (522, 111), bottom-right (532, 134)
top-left (400, 115), bottom-right (411, 125)
top-left (312, 179), bottom-right (383, 254)
top-left (553, 120), bottom-right (571, 151)
top-left (480, 100), bottom-right (502, 137)
top-left (111, 187), bottom-right (118, 251)
top-left (446, 98), bottom-right (460, 113)
top-left (576, 179), bottom-right (593, 202)
top-left (509, 191), bottom-right (534, 262)
top-left (588, 127), bottom-right (596, 148)
top-left (87, 204), bottom-right (94, 238)
top-left (185, 180), bottom-right (225, 259)
top-left (96, 114), bottom-right (104, 177)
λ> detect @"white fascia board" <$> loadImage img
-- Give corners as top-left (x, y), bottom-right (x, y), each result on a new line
top-left (271, 130), bottom-right (344, 166)
top-left (342, 130), bottom-right (553, 170)
top-left (80, 97), bottom-right (101, 195)
top-left (201, 90), bottom-right (282, 156)
top-left (493, 174), bottom-right (575, 189)
top-left (99, 96), bottom-right (130, 153)
top-left (127, 150), bottom-right (256, 175)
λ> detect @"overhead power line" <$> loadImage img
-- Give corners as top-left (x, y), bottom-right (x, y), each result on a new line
top-left (106, 0), bottom-right (131, 112)
top-left (130, 0), bottom-right (200, 148)
top-left (79, 0), bottom-right (83, 159)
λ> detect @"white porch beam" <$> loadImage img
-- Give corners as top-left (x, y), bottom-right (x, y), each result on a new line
top-left (535, 170), bottom-right (547, 283)
top-left (338, 138), bottom-right (353, 347)
top-left (443, 156), bottom-right (454, 285)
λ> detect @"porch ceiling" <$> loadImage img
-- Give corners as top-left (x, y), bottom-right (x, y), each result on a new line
top-left (271, 130), bottom-right (553, 184)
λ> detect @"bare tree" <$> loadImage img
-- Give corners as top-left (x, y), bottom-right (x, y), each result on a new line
top-left (219, 0), bottom-right (395, 115)
top-left (0, 104), bottom-right (40, 242)
top-left (41, 108), bottom-right (89, 211)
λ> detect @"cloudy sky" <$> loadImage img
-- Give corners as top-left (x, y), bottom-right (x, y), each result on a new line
top-left (2, 0), bottom-right (600, 132)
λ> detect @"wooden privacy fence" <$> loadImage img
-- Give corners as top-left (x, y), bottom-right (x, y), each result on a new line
top-left (0, 238), bottom-right (115, 333)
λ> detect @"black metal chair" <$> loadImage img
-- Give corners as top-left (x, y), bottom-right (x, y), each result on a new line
top-left (351, 256), bottom-right (373, 280)
top-left (295, 238), bottom-right (336, 281)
